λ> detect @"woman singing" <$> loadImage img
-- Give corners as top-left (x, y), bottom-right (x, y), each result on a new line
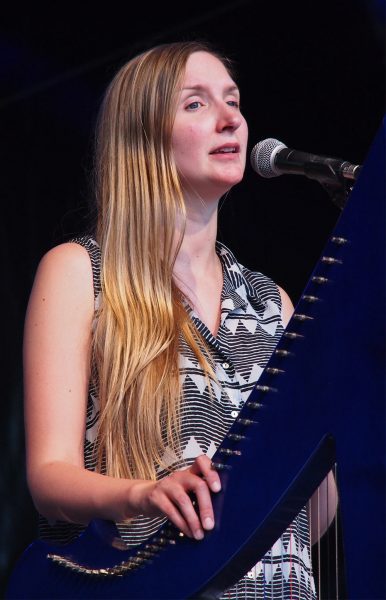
top-left (23, 41), bottom-right (327, 598)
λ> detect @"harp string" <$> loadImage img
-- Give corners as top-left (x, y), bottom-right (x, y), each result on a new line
top-left (310, 465), bottom-right (340, 599)
top-left (223, 489), bottom-right (337, 599)
top-left (334, 464), bottom-right (339, 599)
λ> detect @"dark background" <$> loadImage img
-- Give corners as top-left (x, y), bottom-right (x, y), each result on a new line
top-left (1, 0), bottom-right (385, 594)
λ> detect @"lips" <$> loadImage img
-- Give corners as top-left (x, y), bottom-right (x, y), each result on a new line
top-left (209, 143), bottom-right (240, 155)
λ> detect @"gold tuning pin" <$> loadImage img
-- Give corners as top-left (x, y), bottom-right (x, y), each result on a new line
top-left (331, 236), bottom-right (348, 244)
top-left (211, 461), bottom-right (232, 471)
top-left (227, 433), bottom-right (246, 441)
top-left (283, 331), bottom-right (304, 340)
top-left (219, 448), bottom-right (241, 456)
top-left (321, 256), bottom-right (342, 265)
top-left (302, 295), bottom-right (320, 303)
top-left (255, 384), bottom-right (278, 392)
top-left (266, 367), bottom-right (285, 375)
top-left (238, 418), bottom-right (258, 426)
top-left (311, 276), bottom-right (329, 284)
top-left (274, 349), bottom-right (293, 357)
top-left (293, 313), bottom-right (314, 321)
top-left (247, 401), bottom-right (263, 409)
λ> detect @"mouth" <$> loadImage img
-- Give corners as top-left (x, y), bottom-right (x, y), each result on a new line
top-left (209, 144), bottom-right (240, 155)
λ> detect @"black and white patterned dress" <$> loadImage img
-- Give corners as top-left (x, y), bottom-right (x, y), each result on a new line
top-left (39, 236), bottom-right (316, 599)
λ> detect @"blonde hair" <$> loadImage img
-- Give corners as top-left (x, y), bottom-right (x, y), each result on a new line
top-left (93, 42), bottom-right (226, 481)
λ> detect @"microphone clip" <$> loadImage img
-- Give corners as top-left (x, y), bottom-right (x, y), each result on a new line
top-left (320, 179), bottom-right (352, 210)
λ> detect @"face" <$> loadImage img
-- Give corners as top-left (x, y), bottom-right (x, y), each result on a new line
top-left (171, 51), bottom-right (248, 204)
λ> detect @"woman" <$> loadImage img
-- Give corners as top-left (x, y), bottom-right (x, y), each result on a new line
top-left (24, 41), bottom-right (322, 598)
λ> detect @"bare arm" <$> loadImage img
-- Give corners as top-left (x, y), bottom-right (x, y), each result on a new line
top-left (24, 243), bottom-right (130, 524)
top-left (309, 470), bottom-right (338, 545)
top-left (24, 243), bottom-right (220, 539)
top-left (278, 285), bottom-right (294, 328)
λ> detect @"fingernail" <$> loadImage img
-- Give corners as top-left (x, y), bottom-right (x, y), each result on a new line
top-left (195, 529), bottom-right (204, 540)
top-left (204, 517), bottom-right (214, 529)
top-left (212, 481), bottom-right (221, 492)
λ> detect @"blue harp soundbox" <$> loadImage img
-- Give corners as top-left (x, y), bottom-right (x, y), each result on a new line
top-left (7, 118), bottom-right (385, 599)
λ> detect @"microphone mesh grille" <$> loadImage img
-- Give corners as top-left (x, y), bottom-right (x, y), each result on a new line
top-left (250, 138), bottom-right (286, 178)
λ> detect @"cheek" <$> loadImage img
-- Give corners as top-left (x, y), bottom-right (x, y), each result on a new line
top-left (172, 125), bottom-right (205, 164)
top-left (241, 119), bottom-right (249, 147)
top-left (239, 121), bottom-right (249, 165)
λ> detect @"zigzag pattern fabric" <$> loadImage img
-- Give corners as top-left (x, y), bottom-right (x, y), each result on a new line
top-left (38, 236), bottom-right (315, 599)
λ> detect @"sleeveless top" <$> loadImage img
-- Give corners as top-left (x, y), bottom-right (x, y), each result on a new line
top-left (39, 236), bottom-right (316, 599)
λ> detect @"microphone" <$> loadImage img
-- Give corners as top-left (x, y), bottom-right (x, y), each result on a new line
top-left (250, 138), bottom-right (362, 185)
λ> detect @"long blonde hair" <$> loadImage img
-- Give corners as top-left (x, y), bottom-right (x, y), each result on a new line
top-left (93, 42), bottom-right (226, 481)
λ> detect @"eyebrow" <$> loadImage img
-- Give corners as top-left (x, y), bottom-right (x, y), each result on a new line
top-left (181, 84), bottom-right (240, 94)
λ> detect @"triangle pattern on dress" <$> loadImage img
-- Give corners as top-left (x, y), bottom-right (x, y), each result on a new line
top-left (187, 373), bottom-right (208, 394)
top-left (226, 386), bottom-right (242, 407)
top-left (225, 318), bottom-right (240, 335)
top-left (248, 362), bottom-right (264, 384)
top-left (179, 355), bottom-right (199, 370)
top-left (235, 284), bottom-right (247, 301)
top-left (159, 445), bottom-right (180, 469)
top-left (210, 378), bottom-right (223, 402)
top-left (206, 440), bottom-right (217, 458)
top-left (263, 561), bottom-right (280, 584)
top-left (182, 435), bottom-right (204, 459)
top-left (241, 317), bottom-right (258, 335)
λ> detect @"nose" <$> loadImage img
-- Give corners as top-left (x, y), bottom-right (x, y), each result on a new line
top-left (216, 103), bottom-right (243, 132)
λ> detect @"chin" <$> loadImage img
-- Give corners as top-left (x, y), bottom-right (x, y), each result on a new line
top-left (186, 170), bottom-right (245, 202)
top-left (216, 173), bottom-right (244, 192)
top-left (206, 181), bottom-right (242, 201)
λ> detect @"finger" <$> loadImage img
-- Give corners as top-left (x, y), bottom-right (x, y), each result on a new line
top-left (170, 487), bottom-right (204, 540)
top-left (145, 481), bottom-right (195, 538)
top-left (157, 495), bottom-right (195, 539)
top-left (191, 454), bottom-right (222, 493)
top-left (191, 477), bottom-right (215, 532)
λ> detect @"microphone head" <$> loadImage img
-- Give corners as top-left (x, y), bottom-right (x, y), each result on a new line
top-left (250, 138), bottom-right (287, 178)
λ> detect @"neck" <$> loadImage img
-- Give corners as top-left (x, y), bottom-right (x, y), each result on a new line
top-left (173, 194), bottom-right (223, 335)
top-left (174, 195), bottom-right (219, 278)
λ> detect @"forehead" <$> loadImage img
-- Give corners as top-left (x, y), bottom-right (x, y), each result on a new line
top-left (182, 51), bottom-right (236, 89)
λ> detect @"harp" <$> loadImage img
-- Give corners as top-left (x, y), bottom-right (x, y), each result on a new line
top-left (7, 118), bottom-right (385, 599)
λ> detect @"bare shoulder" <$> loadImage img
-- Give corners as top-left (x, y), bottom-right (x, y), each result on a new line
top-left (25, 242), bottom-right (95, 345)
top-left (277, 286), bottom-right (294, 328)
top-left (37, 242), bottom-right (93, 284)
top-left (32, 242), bottom-right (94, 311)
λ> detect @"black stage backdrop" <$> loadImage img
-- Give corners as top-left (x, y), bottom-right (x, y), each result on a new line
top-left (1, 0), bottom-right (384, 594)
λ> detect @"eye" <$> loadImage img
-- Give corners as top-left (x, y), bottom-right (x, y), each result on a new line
top-left (186, 100), bottom-right (204, 111)
top-left (227, 99), bottom-right (240, 108)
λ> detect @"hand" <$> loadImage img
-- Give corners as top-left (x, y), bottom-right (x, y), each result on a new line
top-left (130, 455), bottom-right (221, 540)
